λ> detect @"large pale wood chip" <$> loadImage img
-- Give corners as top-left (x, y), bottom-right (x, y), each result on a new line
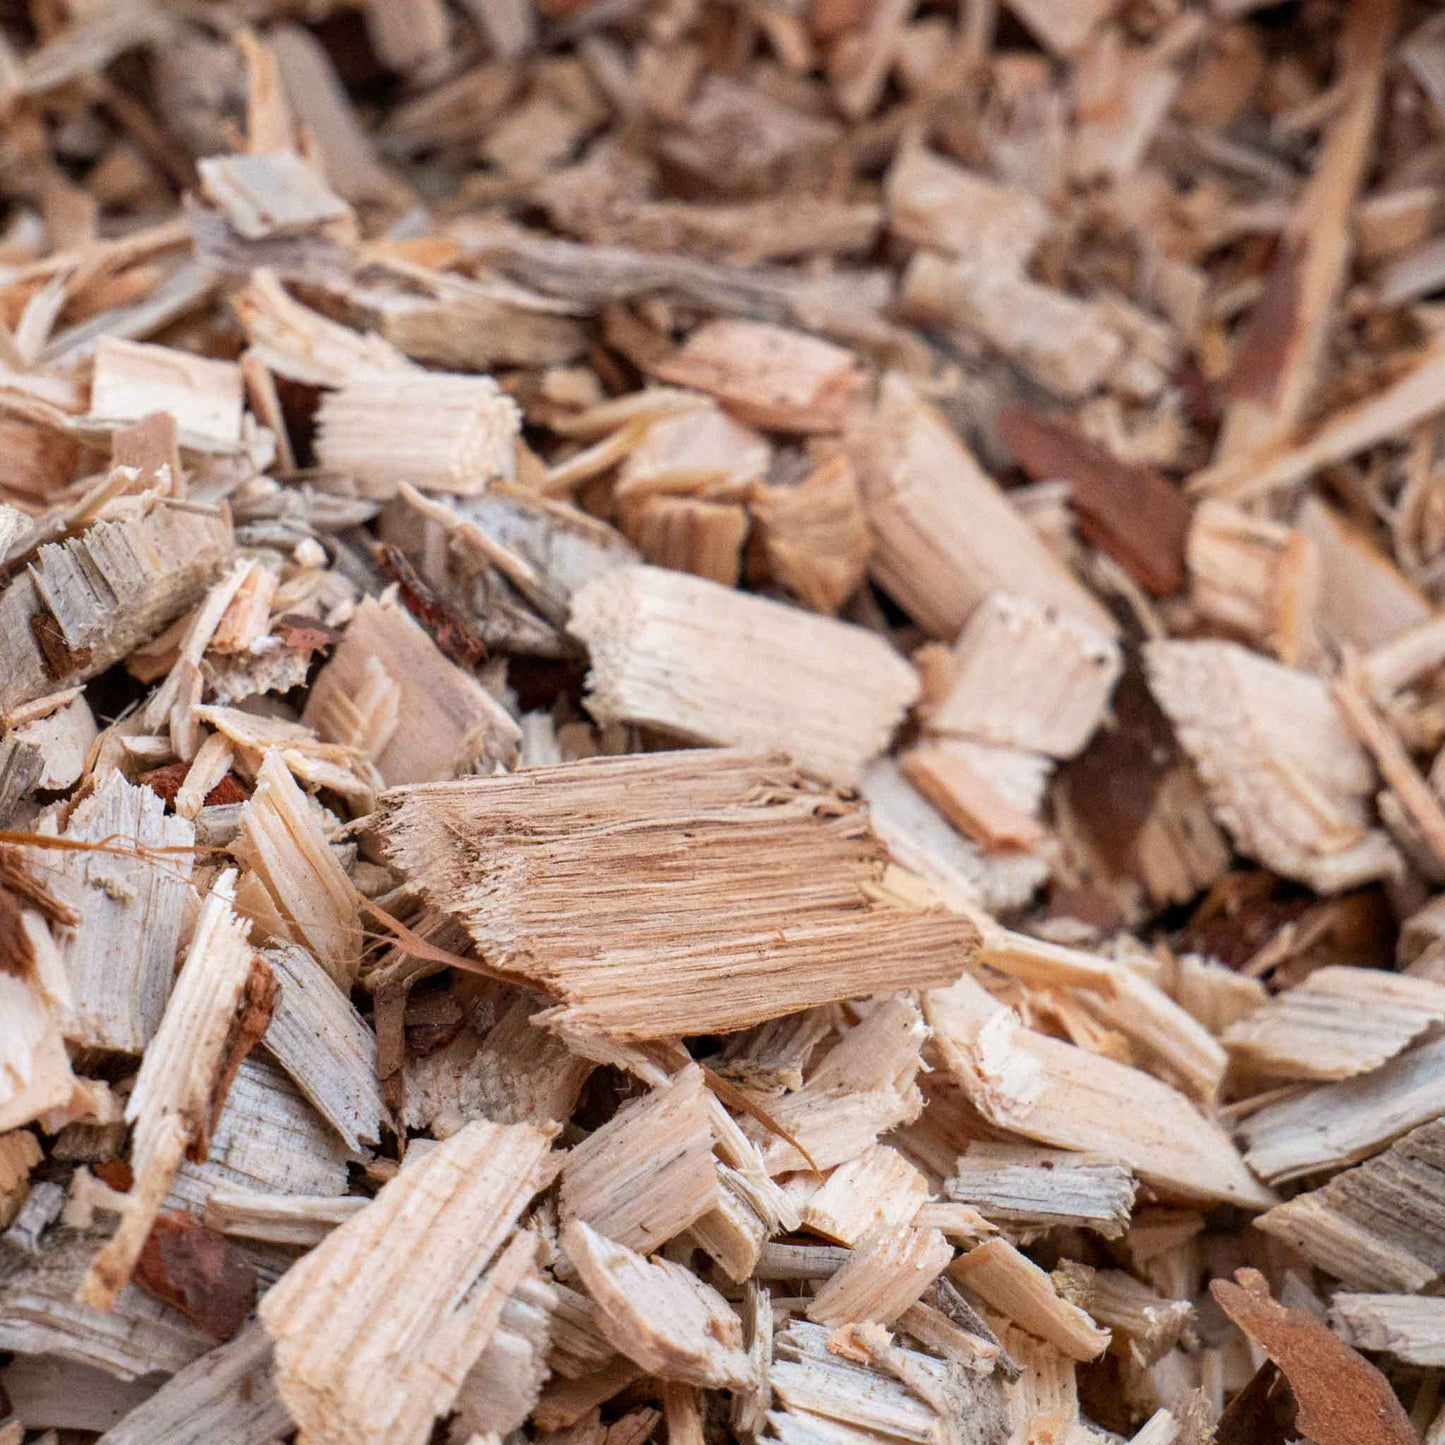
top-left (1223, 965), bottom-right (1445, 1082)
top-left (568, 565), bottom-right (917, 785)
top-left (0, 495), bottom-right (232, 712)
top-left (260, 1119), bottom-right (557, 1445)
top-left (455, 1267), bottom-right (557, 1437)
top-left (925, 974), bottom-right (1273, 1208)
top-left (951, 1239), bottom-right (1110, 1361)
top-left (97, 1323), bottom-right (291, 1445)
top-left (314, 371), bottom-right (520, 497)
top-left (1145, 639), bottom-right (1399, 892)
top-left (846, 373), bottom-right (1112, 639)
top-left (1239, 1035), bottom-right (1445, 1184)
top-left (945, 1143), bottom-right (1136, 1240)
top-left (83, 872), bottom-right (272, 1310)
top-left (807, 1222), bottom-right (954, 1328)
top-left (562, 1219), bottom-right (756, 1388)
top-left (232, 750), bottom-right (361, 988)
top-left (1255, 1118), bottom-right (1445, 1291)
top-left (921, 591), bottom-right (1121, 759)
top-left (303, 593), bottom-right (519, 785)
top-left (1331, 1293), bottom-right (1445, 1366)
top-left (800, 1143), bottom-right (931, 1246)
top-left (87, 337), bottom-right (243, 454)
top-left (559, 1064), bottom-right (719, 1255)
top-left (261, 942), bottom-right (383, 1150)
top-left (40, 769), bottom-right (193, 1054)
top-left (376, 752), bottom-right (977, 1040)
top-left (646, 319), bottom-right (863, 434)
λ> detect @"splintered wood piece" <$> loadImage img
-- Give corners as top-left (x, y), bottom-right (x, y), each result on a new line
top-left (1223, 966), bottom-right (1445, 1082)
top-left (1238, 1036), bottom-right (1445, 1184)
top-left (769, 1317), bottom-right (1008, 1445)
top-left (1331, 1293), bottom-right (1445, 1366)
top-left (920, 590), bottom-right (1121, 760)
top-left (260, 1119), bottom-right (555, 1445)
top-left (950, 1239), bottom-right (1111, 1361)
top-left (645, 319), bottom-right (864, 433)
top-left (999, 408), bottom-right (1191, 596)
top-left (0, 495), bottom-right (233, 712)
top-left (747, 996), bottom-right (929, 1174)
top-left (0, 933), bottom-right (76, 1134)
top-left (846, 373), bottom-right (1113, 638)
top-left (1255, 1118), bottom-right (1445, 1291)
top-left (562, 1219), bottom-right (755, 1387)
top-left (568, 565), bottom-right (917, 785)
top-left (945, 1144), bottom-right (1136, 1239)
top-left (806, 1222), bottom-right (954, 1328)
top-left (1051, 1262), bottom-right (1192, 1367)
top-left (1211, 1268), bottom-right (1416, 1445)
top-left (799, 1143), bottom-right (930, 1246)
top-left (559, 1065), bottom-right (718, 1255)
top-left (40, 769), bottom-right (194, 1054)
top-left (303, 593), bottom-right (519, 785)
top-left (82, 872), bottom-right (271, 1310)
top-left (88, 337), bottom-right (243, 453)
top-left (455, 1267), bottom-right (556, 1437)
top-left (1145, 640), bottom-right (1398, 892)
top-left (885, 146), bottom-right (1048, 267)
top-left (377, 752), bottom-right (978, 1039)
top-left (314, 371), bottom-right (521, 497)
top-left (925, 974), bottom-right (1273, 1208)
top-left (204, 1190), bottom-right (367, 1247)
top-left (261, 942), bottom-right (383, 1150)
top-left (232, 750), bottom-right (361, 988)
top-left (625, 496), bottom-right (750, 587)
top-left (198, 151), bottom-right (351, 240)
top-left (0, 1233), bottom-right (213, 1382)
top-left (95, 1323), bottom-right (291, 1445)
top-left (860, 758), bottom-right (1051, 916)
top-left (748, 452), bottom-right (871, 615)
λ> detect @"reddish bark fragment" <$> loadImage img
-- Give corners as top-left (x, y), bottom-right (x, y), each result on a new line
top-left (373, 541), bottom-right (488, 670)
top-left (135, 1210), bottom-right (258, 1340)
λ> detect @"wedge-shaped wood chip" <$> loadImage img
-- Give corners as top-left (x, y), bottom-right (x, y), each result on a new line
top-left (568, 566), bottom-right (916, 785)
top-left (260, 943), bottom-right (383, 1150)
top-left (1223, 965), bottom-right (1445, 1082)
top-left (260, 1119), bottom-right (556, 1445)
top-left (232, 750), bottom-right (361, 988)
top-left (0, 494), bottom-right (232, 713)
top-left (846, 373), bottom-right (1112, 639)
top-left (82, 872), bottom-right (273, 1310)
top-left (807, 1222), bottom-right (954, 1328)
top-left (455, 1267), bottom-right (557, 1438)
top-left (96, 1322), bottom-right (291, 1445)
top-left (377, 751), bottom-right (977, 1039)
top-left (314, 371), bottom-right (520, 497)
top-left (303, 592), bottom-right (519, 785)
top-left (920, 591), bottom-right (1121, 760)
top-left (1239, 1035), bottom-right (1445, 1184)
top-left (945, 1144), bottom-right (1136, 1240)
top-left (559, 1064), bottom-right (718, 1255)
top-left (925, 974), bottom-right (1273, 1208)
top-left (1145, 639), bottom-right (1399, 892)
top-left (39, 770), bottom-right (193, 1054)
top-left (800, 1143), bottom-right (930, 1246)
top-left (1255, 1118), bottom-right (1445, 1291)
top-left (562, 1219), bottom-right (756, 1388)
top-left (88, 337), bottom-right (244, 453)
top-left (198, 151), bottom-right (351, 240)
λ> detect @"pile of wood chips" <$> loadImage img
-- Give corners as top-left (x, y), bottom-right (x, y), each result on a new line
top-left (11, 1), bottom-right (1445, 1442)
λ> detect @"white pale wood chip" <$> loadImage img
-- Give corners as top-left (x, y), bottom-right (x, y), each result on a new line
top-left (96, 1323), bottom-right (292, 1445)
top-left (1332, 1293), bottom-right (1445, 1366)
top-left (562, 1218), bottom-right (756, 1388)
top-left (81, 870), bottom-right (266, 1309)
top-left (945, 1143), bottom-right (1136, 1239)
top-left (261, 941), bottom-right (383, 1149)
top-left (40, 769), bottom-right (194, 1054)
top-left (303, 592), bottom-right (519, 785)
top-left (806, 1222), bottom-right (954, 1328)
top-left (88, 337), bottom-right (243, 452)
top-left (455, 1268), bottom-right (557, 1437)
top-left (232, 749), bottom-right (361, 988)
top-left (799, 1143), bottom-right (931, 1246)
top-left (846, 373), bottom-right (1112, 639)
top-left (0, 926), bottom-right (76, 1134)
top-left (198, 150), bottom-right (351, 240)
top-left (1145, 638), bottom-right (1400, 892)
top-left (568, 564), bottom-right (916, 784)
top-left (259, 1118), bottom-right (556, 1445)
top-left (315, 371), bottom-right (520, 497)
top-left (377, 752), bottom-right (978, 1040)
top-left (1223, 965), bottom-right (1445, 1081)
top-left (924, 974), bottom-right (1274, 1209)
top-left (205, 1188), bottom-right (366, 1246)
top-left (1239, 1034), bottom-right (1445, 1184)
